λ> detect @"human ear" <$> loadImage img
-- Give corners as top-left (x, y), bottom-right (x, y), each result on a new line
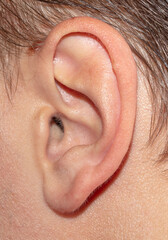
top-left (33, 17), bottom-right (137, 214)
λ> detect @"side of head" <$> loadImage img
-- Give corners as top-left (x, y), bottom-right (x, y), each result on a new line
top-left (0, 1), bottom-right (168, 239)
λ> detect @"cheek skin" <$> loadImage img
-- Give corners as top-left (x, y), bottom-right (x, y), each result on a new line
top-left (0, 91), bottom-right (43, 238)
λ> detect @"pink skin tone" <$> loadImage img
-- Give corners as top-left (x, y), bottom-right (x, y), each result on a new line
top-left (0, 17), bottom-right (168, 239)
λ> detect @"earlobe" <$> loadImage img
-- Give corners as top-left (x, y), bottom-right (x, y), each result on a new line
top-left (35, 17), bottom-right (137, 213)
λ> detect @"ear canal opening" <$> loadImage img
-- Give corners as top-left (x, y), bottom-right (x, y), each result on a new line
top-left (51, 116), bottom-right (64, 133)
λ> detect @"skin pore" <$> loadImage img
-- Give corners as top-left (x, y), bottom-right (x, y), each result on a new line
top-left (0, 1), bottom-right (168, 240)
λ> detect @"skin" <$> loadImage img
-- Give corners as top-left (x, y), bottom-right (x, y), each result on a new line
top-left (0, 17), bottom-right (168, 240)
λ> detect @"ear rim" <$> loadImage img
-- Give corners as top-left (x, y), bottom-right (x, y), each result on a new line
top-left (35, 16), bottom-right (137, 214)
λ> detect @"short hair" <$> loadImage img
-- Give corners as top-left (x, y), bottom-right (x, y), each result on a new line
top-left (0, 0), bottom-right (168, 160)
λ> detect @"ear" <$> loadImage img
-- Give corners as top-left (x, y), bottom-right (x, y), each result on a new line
top-left (34, 17), bottom-right (137, 213)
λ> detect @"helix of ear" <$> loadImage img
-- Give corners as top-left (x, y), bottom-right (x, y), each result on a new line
top-left (33, 17), bottom-right (137, 213)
